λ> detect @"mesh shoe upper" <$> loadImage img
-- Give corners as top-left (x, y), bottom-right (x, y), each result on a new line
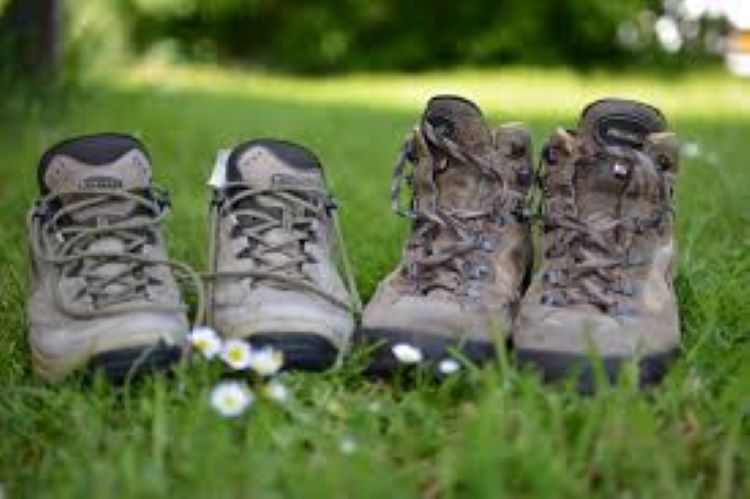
top-left (206, 139), bottom-right (358, 350)
top-left (27, 134), bottom-right (197, 379)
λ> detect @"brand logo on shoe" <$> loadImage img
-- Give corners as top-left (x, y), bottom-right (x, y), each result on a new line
top-left (596, 115), bottom-right (650, 149)
top-left (270, 173), bottom-right (321, 189)
top-left (80, 176), bottom-right (123, 190)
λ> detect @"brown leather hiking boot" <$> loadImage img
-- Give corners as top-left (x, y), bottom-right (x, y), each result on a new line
top-left (361, 96), bottom-right (534, 373)
top-left (514, 99), bottom-right (681, 390)
top-left (205, 139), bottom-right (359, 371)
top-left (27, 134), bottom-right (201, 381)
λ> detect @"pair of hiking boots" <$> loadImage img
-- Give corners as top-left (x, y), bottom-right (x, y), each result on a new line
top-left (362, 96), bottom-right (680, 389)
top-left (26, 96), bottom-right (681, 389)
top-left (28, 135), bottom-right (357, 381)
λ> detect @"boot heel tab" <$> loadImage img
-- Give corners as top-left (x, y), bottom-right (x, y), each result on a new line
top-left (493, 123), bottom-right (532, 158)
top-left (549, 128), bottom-right (576, 155)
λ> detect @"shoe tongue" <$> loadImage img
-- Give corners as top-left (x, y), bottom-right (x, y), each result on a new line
top-left (578, 98), bottom-right (666, 149)
top-left (574, 100), bottom-right (667, 224)
top-left (226, 139), bottom-right (324, 190)
top-left (422, 95), bottom-right (491, 154)
top-left (418, 96), bottom-right (494, 213)
top-left (39, 134), bottom-right (152, 222)
top-left (226, 140), bottom-right (325, 273)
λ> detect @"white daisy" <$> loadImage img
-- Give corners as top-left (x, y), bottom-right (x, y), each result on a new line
top-left (209, 381), bottom-right (254, 417)
top-left (248, 346), bottom-right (284, 376)
top-left (264, 380), bottom-right (289, 403)
top-left (187, 326), bottom-right (222, 359)
top-left (367, 401), bottom-right (382, 413)
top-left (681, 141), bottom-right (701, 158)
top-left (438, 358), bottom-right (461, 375)
top-left (339, 436), bottom-right (357, 455)
top-left (392, 343), bottom-right (423, 364)
top-left (220, 339), bottom-right (252, 370)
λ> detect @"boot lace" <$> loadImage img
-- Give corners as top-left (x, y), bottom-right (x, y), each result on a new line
top-left (538, 145), bottom-right (673, 313)
top-left (206, 182), bottom-right (361, 315)
top-left (390, 121), bottom-right (529, 297)
top-left (28, 188), bottom-right (204, 323)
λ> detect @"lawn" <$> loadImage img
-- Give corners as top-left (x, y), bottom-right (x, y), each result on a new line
top-left (1, 64), bottom-right (749, 498)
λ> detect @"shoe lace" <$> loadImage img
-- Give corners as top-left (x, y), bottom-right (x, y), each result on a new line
top-left (538, 145), bottom-right (673, 313)
top-left (390, 121), bottom-right (529, 297)
top-left (28, 188), bottom-right (204, 323)
top-left (205, 182), bottom-right (361, 317)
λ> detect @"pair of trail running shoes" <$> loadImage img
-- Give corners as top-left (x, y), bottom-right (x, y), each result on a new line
top-left (27, 96), bottom-right (681, 390)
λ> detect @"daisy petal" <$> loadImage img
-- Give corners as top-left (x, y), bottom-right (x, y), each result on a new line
top-left (210, 381), bottom-right (254, 417)
top-left (438, 358), bottom-right (461, 375)
top-left (339, 436), bottom-right (357, 455)
top-left (264, 380), bottom-right (289, 403)
top-left (220, 339), bottom-right (253, 370)
top-left (392, 343), bottom-right (423, 364)
top-left (248, 346), bottom-right (284, 376)
top-left (187, 326), bottom-right (222, 359)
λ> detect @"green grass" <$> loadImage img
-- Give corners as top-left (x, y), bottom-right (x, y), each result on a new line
top-left (1, 64), bottom-right (749, 498)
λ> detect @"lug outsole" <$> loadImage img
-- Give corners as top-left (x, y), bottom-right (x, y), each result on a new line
top-left (358, 328), bottom-right (498, 376)
top-left (515, 348), bottom-right (679, 393)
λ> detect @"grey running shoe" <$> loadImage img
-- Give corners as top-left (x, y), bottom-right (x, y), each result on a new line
top-left (515, 98), bottom-right (681, 390)
top-left (27, 134), bottom-right (201, 381)
top-left (206, 139), bottom-right (359, 370)
top-left (361, 96), bottom-right (534, 372)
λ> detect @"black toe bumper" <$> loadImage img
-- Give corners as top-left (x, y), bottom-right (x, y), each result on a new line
top-left (246, 333), bottom-right (339, 371)
top-left (87, 342), bottom-right (183, 383)
top-left (515, 348), bottom-right (679, 392)
top-left (358, 328), bottom-right (499, 375)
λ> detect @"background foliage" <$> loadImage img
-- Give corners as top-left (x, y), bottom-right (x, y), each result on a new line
top-left (0, 0), bottom-right (726, 79)
top-left (128, 0), bottom-right (646, 72)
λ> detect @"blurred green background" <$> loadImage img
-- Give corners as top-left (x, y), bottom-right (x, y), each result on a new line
top-left (0, 0), bottom-right (735, 86)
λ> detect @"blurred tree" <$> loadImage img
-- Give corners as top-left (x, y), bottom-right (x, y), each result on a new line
top-left (1, 0), bottom-right (63, 80)
top-left (2, 0), bottom-right (725, 79)
top-left (127, 0), bottom-right (648, 73)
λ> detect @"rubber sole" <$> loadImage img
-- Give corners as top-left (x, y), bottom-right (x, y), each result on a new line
top-left (358, 328), bottom-right (498, 376)
top-left (86, 343), bottom-right (183, 383)
top-left (245, 332), bottom-right (339, 371)
top-left (515, 348), bottom-right (679, 393)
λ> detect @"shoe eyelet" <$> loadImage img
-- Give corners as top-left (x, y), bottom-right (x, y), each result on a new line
top-left (517, 168), bottom-right (532, 188)
top-left (657, 154), bottom-right (672, 172)
top-left (542, 145), bottom-right (558, 166)
top-left (510, 142), bottom-right (527, 159)
top-left (543, 269), bottom-right (566, 286)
